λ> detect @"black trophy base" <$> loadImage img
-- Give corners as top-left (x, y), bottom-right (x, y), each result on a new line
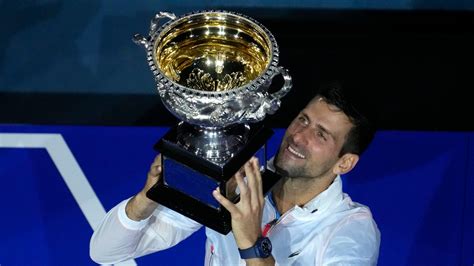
top-left (145, 122), bottom-right (282, 234)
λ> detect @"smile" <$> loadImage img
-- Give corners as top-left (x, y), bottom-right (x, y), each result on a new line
top-left (287, 145), bottom-right (306, 159)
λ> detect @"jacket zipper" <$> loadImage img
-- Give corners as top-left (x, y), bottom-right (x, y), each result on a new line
top-left (263, 206), bottom-right (295, 237)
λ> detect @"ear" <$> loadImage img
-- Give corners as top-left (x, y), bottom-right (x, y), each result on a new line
top-left (333, 153), bottom-right (359, 175)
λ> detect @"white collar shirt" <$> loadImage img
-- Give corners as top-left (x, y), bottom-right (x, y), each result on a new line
top-left (90, 176), bottom-right (380, 265)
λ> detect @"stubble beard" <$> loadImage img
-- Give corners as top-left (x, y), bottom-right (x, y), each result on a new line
top-left (274, 146), bottom-right (334, 180)
top-left (274, 148), bottom-right (311, 179)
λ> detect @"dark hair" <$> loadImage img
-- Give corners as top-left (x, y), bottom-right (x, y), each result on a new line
top-left (315, 80), bottom-right (376, 156)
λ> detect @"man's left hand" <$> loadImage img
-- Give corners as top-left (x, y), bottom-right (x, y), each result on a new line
top-left (212, 157), bottom-right (264, 249)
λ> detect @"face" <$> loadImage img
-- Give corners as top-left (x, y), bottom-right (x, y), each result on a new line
top-left (274, 98), bottom-right (354, 179)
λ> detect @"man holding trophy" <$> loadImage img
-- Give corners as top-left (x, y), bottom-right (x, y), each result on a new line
top-left (90, 10), bottom-right (380, 265)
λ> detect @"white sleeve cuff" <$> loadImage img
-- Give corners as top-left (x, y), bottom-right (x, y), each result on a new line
top-left (117, 198), bottom-right (152, 231)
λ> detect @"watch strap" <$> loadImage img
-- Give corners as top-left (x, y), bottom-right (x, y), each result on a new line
top-left (238, 237), bottom-right (272, 259)
top-left (238, 245), bottom-right (260, 259)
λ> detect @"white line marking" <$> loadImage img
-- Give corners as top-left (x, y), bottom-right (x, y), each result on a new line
top-left (0, 133), bottom-right (137, 266)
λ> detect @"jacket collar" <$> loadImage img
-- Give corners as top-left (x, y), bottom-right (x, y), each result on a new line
top-left (300, 175), bottom-right (343, 214)
top-left (267, 157), bottom-right (344, 216)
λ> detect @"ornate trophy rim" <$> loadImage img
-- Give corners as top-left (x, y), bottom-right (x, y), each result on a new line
top-left (134, 9), bottom-right (292, 128)
top-left (146, 10), bottom-right (280, 97)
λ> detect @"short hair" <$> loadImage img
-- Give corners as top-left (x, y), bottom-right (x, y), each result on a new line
top-left (315, 80), bottom-right (376, 156)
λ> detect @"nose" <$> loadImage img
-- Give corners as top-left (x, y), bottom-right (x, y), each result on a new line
top-left (291, 125), bottom-right (310, 146)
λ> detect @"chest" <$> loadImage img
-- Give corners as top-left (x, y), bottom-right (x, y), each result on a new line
top-left (260, 206), bottom-right (340, 265)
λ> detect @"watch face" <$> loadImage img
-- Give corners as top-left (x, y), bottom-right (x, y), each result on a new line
top-left (260, 238), bottom-right (272, 256)
top-left (239, 237), bottom-right (273, 259)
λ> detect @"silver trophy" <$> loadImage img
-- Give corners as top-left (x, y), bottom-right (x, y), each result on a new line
top-left (134, 10), bottom-right (292, 234)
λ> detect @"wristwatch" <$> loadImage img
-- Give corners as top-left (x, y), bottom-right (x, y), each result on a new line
top-left (238, 237), bottom-right (272, 259)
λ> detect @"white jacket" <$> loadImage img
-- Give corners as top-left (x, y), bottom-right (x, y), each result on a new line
top-left (90, 176), bottom-right (380, 265)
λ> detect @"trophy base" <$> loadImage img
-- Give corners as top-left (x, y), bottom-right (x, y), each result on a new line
top-left (146, 122), bottom-right (282, 234)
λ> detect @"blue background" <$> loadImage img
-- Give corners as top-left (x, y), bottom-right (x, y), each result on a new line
top-left (0, 125), bottom-right (472, 265)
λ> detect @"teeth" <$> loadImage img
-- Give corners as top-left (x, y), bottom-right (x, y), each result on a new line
top-left (288, 146), bottom-right (305, 159)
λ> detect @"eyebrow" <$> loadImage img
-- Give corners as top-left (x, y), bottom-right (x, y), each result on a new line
top-left (317, 124), bottom-right (335, 141)
top-left (301, 111), bottom-right (336, 141)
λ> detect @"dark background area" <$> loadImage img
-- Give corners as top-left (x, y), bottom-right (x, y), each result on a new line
top-left (0, 3), bottom-right (473, 131)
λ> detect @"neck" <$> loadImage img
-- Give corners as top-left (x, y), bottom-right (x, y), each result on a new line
top-left (272, 174), bottom-right (335, 215)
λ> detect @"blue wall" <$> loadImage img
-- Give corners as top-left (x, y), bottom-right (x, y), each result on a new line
top-left (0, 125), bottom-right (472, 265)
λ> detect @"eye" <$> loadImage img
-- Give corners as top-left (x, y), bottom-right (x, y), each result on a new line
top-left (317, 131), bottom-right (327, 141)
top-left (298, 115), bottom-right (309, 126)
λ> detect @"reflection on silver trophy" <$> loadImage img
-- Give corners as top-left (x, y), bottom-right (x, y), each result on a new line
top-left (134, 10), bottom-right (292, 234)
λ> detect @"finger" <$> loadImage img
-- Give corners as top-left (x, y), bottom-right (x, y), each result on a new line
top-left (151, 154), bottom-right (162, 166)
top-left (213, 189), bottom-right (239, 215)
top-left (252, 158), bottom-right (264, 204)
top-left (149, 154), bottom-right (162, 176)
top-left (238, 167), bottom-right (246, 176)
top-left (154, 154), bottom-right (162, 163)
top-left (244, 160), bottom-right (259, 209)
top-left (235, 170), bottom-right (249, 206)
top-left (226, 176), bottom-right (238, 199)
top-left (149, 165), bottom-right (162, 177)
top-left (251, 158), bottom-right (262, 191)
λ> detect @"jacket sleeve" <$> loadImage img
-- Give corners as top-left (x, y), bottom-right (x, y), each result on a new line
top-left (320, 213), bottom-right (381, 266)
top-left (90, 198), bottom-right (202, 264)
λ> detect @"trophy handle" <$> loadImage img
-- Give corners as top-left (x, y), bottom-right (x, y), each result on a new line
top-left (270, 66), bottom-right (292, 99)
top-left (240, 66), bottom-right (292, 124)
top-left (133, 11), bottom-right (177, 49)
top-left (263, 66), bottom-right (293, 114)
top-left (149, 12), bottom-right (177, 35)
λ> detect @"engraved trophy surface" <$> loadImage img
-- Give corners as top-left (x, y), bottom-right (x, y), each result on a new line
top-left (134, 10), bottom-right (292, 234)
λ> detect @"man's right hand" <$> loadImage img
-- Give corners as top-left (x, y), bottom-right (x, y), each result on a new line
top-left (125, 154), bottom-right (162, 221)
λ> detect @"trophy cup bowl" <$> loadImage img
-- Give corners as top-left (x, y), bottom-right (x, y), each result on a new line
top-left (134, 10), bottom-right (292, 234)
